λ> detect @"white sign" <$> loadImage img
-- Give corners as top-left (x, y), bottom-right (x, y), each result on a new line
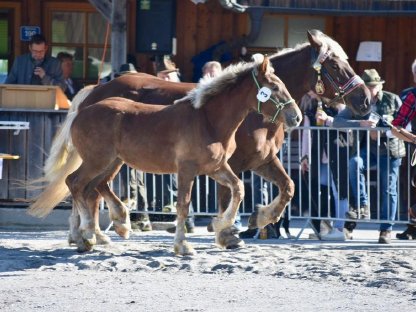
top-left (256, 87), bottom-right (271, 103)
top-left (356, 41), bottom-right (382, 62)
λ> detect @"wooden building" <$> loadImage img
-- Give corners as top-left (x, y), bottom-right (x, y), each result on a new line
top-left (1, 0), bottom-right (416, 204)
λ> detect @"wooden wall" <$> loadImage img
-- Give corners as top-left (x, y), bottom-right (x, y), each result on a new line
top-left (8, 1), bottom-right (416, 90)
top-left (332, 15), bottom-right (416, 94)
top-left (134, 0), bottom-right (249, 81)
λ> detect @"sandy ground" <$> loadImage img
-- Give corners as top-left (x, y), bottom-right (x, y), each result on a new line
top-left (0, 222), bottom-right (415, 312)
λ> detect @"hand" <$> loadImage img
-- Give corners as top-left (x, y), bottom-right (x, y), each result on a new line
top-left (315, 110), bottom-right (328, 125)
top-left (33, 67), bottom-right (46, 79)
top-left (360, 120), bottom-right (377, 128)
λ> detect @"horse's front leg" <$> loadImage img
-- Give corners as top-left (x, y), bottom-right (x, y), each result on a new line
top-left (210, 163), bottom-right (245, 249)
top-left (173, 171), bottom-right (196, 256)
top-left (249, 156), bottom-right (294, 229)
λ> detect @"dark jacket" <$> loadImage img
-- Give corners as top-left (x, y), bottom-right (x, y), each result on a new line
top-left (5, 53), bottom-right (66, 90)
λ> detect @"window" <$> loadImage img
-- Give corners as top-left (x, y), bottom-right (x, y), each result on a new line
top-left (45, 3), bottom-right (111, 83)
top-left (0, 15), bottom-right (9, 83)
top-left (247, 14), bottom-right (326, 52)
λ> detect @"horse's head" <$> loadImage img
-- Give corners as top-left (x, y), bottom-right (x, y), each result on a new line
top-left (307, 29), bottom-right (371, 116)
top-left (253, 56), bottom-right (302, 128)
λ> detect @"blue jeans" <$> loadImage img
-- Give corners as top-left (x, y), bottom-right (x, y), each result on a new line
top-left (349, 149), bottom-right (401, 231)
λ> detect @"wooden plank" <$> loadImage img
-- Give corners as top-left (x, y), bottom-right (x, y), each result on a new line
top-left (7, 111), bottom-right (27, 200)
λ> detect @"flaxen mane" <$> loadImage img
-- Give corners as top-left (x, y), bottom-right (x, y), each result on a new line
top-left (176, 61), bottom-right (258, 109)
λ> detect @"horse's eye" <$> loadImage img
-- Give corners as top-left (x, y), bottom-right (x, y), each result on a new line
top-left (332, 64), bottom-right (339, 70)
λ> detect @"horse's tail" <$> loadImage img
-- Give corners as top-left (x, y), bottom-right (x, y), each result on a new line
top-left (44, 85), bottom-right (94, 182)
top-left (27, 147), bottom-right (82, 218)
top-left (27, 86), bottom-right (94, 218)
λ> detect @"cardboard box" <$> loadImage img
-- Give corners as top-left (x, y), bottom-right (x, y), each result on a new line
top-left (0, 84), bottom-right (59, 109)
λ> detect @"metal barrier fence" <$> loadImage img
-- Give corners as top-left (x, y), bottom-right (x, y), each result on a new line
top-left (112, 126), bottom-right (414, 227)
top-left (286, 126), bottom-right (414, 227)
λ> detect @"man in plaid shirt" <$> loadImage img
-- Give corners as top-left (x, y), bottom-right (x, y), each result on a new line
top-left (391, 59), bottom-right (416, 240)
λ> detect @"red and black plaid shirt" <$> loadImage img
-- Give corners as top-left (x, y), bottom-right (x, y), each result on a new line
top-left (392, 91), bottom-right (416, 128)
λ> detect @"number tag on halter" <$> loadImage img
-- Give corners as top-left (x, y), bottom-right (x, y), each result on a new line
top-left (315, 80), bottom-right (325, 95)
top-left (256, 87), bottom-right (272, 103)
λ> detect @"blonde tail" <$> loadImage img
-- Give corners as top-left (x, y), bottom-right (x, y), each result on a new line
top-left (44, 85), bottom-right (94, 182)
top-left (28, 148), bottom-right (82, 217)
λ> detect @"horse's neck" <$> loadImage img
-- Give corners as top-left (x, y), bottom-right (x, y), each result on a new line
top-left (271, 46), bottom-right (312, 102)
top-left (202, 77), bottom-right (255, 142)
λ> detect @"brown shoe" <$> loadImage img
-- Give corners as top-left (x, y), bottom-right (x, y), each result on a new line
top-left (378, 230), bottom-right (391, 244)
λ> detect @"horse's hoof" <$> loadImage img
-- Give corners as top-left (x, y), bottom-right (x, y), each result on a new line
top-left (96, 231), bottom-right (111, 245)
top-left (76, 239), bottom-right (94, 253)
top-left (226, 238), bottom-right (245, 250)
top-left (68, 234), bottom-right (76, 245)
top-left (174, 241), bottom-right (196, 256)
top-left (217, 226), bottom-right (245, 249)
top-left (114, 222), bottom-right (131, 239)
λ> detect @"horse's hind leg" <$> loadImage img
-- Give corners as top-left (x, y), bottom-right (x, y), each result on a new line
top-left (173, 169), bottom-right (195, 256)
top-left (66, 162), bottom-right (116, 252)
top-left (249, 156), bottom-right (294, 229)
top-left (210, 163), bottom-right (245, 249)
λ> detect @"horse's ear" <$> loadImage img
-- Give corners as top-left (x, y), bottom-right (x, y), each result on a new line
top-left (307, 29), bottom-right (323, 51)
top-left (260, 55), bottom-right (269, 74)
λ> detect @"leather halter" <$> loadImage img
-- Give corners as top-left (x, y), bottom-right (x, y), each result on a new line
top-left (251, 70), bottom-right (295, 123)
top-left (312, 48), bottom-right (364, 107)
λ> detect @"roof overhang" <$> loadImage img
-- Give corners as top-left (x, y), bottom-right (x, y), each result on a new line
top-left (219, 0), bottom-right (416, 16)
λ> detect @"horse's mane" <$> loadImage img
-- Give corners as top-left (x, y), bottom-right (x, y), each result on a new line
top-left (270, 30), bottom-right (348, 61)
top-left (177, 61), bottom-right (257, 109)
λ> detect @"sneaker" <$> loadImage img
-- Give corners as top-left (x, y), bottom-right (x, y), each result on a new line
top-left (359, 206), bottom-right (370, 220)
top-left (239, 228), bottom-right (258, 239)
top-left (378, 230), bottom-right (391, 244)
top-left (345, 209), bottom-right (359, 219)
top-left (321, 228), bottom-right (346, 241)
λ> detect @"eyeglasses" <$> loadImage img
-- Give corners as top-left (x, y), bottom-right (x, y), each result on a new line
top-left (31, 49), bottom-right (46, 54)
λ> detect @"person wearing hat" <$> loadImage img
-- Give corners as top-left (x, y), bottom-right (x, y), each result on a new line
top-left (389, 59), bottom-right (416, 240)
top-left (115, 63), bottom-right (138, 77)
top-left (333, 68), bottom-right (404, 244)
top-left (155, 55), bottom-right (181, 82)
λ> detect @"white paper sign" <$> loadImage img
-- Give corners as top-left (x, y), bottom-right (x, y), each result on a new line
top-left (256, 87), bottom-right (272, 103)
top-left (356, 41), bottom-right (382, 62)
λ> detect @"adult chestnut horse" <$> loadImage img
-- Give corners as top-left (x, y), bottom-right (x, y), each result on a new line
top-left (29, 30), bottom-right (370, 245)
top-left (29, 58), bottom-right (301, 254)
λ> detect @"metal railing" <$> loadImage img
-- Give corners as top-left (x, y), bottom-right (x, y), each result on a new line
top-left (111, 126), bottom-right (414, 226)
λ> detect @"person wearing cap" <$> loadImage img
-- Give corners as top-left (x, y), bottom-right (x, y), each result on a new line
top-left (333, 69), bottom-right (404, 244)
top-left (389, 59), bottom-right (416, 240)
top-left (6, 34), bottom-right (66, 90)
